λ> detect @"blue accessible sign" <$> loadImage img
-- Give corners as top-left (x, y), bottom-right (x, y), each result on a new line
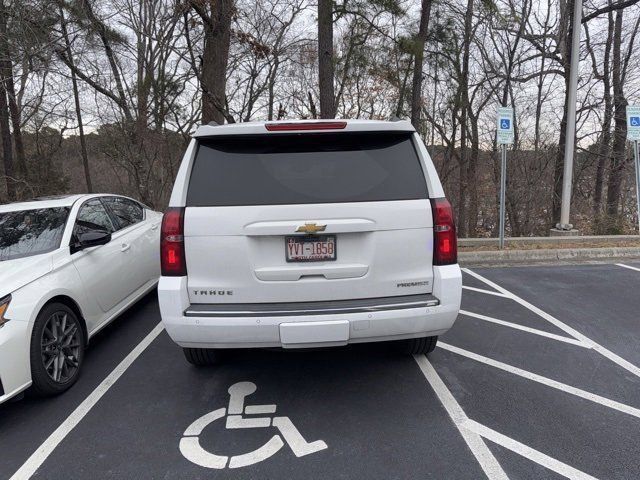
top-left (497, 107), bottom-right (514, 145)
top-left (628, 106), bottom-right (640, 141)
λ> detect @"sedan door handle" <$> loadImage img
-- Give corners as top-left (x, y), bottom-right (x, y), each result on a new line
top-left (151, 224), bottom-right (159, 231)
top-left (121, 243), bottom-right (131, 252)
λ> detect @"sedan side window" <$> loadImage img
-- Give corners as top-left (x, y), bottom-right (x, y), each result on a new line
top-left (75, 199), bottom-right (115, 237)
top-left (103, 198), bottom-right (144, 230)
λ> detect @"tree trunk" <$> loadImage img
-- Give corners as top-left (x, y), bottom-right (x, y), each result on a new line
top-left (457, 0), bottom-right (474, 237)
top-left (200, 0), bottom-right (233, 124)
top-left (466, 118), bottom-right (480, 236)
top-left (267, 57), bottom-right (280, 121)
top-left (594, 101), bottom-right (613, 218)
top-left (605, 9), bottom-right (628, 224)
top-left (0, 2), bottom-right (14, 200)
top-left (534, 55), bottom-right (545, 152)
top-left (410, 0), bottom-right (432, 129)
top-left (60, 6), bottom-right (92, 192)
top-left (135, 0), bottom-right (151, 137)
top-left (80, 0), bottom-right (133, 124)
top-left (307, 91), bottom-right (318, 119)
top-left (5, 69), bottom-right (25, 179)
top-left (0, 90), bottom-right (13, 200)
top-left (318, 0), bottom-right (336, 119)
top-left (395, 61), bottom-right (412, 117)
top-left (593, 10), bottom-right (614, 215)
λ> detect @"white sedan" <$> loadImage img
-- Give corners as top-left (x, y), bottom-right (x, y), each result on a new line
top-left (0, 194), bottom-right (161, 403)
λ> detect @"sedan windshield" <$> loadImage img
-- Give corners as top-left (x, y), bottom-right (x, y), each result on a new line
top-left (0, 207), bottom-right (69, 261)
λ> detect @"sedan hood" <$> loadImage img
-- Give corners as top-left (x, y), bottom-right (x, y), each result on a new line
top-left (0, 255), bottom-right (53, 298)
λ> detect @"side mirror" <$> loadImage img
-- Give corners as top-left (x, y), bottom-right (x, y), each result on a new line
top-left (77, 230), bottom-right (112, 250)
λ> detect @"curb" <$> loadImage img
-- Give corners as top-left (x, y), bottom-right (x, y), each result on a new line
top-left (458, 247), bottom-right (640, 267)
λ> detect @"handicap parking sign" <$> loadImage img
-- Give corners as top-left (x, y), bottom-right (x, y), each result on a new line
top-left (628, 106), bottom-right (640, 141)
top-left (497, 107), bottom-right (514, 144)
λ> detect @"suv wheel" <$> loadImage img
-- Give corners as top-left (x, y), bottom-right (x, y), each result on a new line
top-left (400, 336), bottom-right (438, 355)
top-left (30, 303), bottom-right (85, 396)
top-left (183, 347), bottom-right (219, 366)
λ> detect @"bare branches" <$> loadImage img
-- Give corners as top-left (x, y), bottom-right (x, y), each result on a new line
top-left (583, 0), bottom-right (640, 23)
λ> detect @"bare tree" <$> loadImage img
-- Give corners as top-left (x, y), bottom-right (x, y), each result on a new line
top-left (0, 0), bottom-right (15, 199)
top-left (1, 0), bottom-right (639, 233)
top-left (410, 0), bottom-right (431, 129)
top-left (59, 5), bottom-right (92, 192)
top-left (318, 0), bottom-right (335, 118)
top-left (584, 8), bottom-right (614, 217)
top-left (605, 7), bottom-right (629, 223)
top-left (189, 0), bottom-right (235, 124)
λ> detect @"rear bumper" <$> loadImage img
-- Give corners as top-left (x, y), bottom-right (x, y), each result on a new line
top-left (158, 265), bottom-right (462, 349)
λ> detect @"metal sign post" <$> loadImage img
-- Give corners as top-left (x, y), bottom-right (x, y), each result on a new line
top-left (628, 106), bottom-right (640, 234)
top-left (499, 144), bottom-right (507, 249)
top-left (634, 140), bottom-right (640, 234)
top-left (497, 107), bottom-right (514, 249)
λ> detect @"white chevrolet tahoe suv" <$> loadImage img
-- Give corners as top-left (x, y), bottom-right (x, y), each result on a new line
top-left (158, 119), bottom-right (461, 365)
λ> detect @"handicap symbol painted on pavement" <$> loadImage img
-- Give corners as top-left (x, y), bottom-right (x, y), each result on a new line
top-left (179, 382), bottom-right (328, 469)
top-left (500, 119), bottom-right (511, 130)
top-left (630, 116), bottom-right (640, 127)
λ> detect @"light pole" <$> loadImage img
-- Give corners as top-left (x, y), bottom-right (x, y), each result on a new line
top-left (556, 0), bottom-right (583, 233)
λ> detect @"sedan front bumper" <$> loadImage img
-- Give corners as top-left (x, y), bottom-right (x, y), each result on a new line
top-left (0, 319), bottom-right (32, 404)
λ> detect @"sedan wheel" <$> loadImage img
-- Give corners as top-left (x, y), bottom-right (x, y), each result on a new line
top-left (30, 303), bottom-right (85, 396)
top-left (41, 311), bottom-right (82, 383)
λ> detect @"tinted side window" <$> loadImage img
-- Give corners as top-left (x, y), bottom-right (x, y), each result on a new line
top-left (103, 198), bottom-right (144, 230)
top-left (187, 132), bottom-right (428, 206)
top-left (75, 200), bottom-right (114, 236)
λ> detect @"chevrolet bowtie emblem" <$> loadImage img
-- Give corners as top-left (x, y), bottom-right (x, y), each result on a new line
top-left (296, 222), bottom-right (327, 234)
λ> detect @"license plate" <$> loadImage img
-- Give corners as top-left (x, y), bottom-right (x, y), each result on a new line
top-left (285, 235), bottom-right (336, 262)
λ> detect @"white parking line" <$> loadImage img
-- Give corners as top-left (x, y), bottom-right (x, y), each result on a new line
top-left (459, 310), bottom-right (590, 348)
top-left (10, 323), bottom-right (165, 480)
top-left (615, 263), bottom-right (640, 272)
top-left (462, 268), bottom-right (640, 380)
top-left (462, 286), bottom-right (509, 298)
top-left (438, 342), bottom-right (640, 420)
top-left (463, 420), bottom-right (599, 480)
top-left (413, 354), bottom-right (509, 480)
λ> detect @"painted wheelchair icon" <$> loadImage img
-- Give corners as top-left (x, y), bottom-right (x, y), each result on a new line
top-left (180, 381), bottom-right (328, 469)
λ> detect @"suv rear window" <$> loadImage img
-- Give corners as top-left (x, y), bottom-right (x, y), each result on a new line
top-left (186, 132), bottom-right (428, 206)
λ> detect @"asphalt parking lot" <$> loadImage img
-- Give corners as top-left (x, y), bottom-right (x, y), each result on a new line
top-left (1, 262), bottom-right (640, 480)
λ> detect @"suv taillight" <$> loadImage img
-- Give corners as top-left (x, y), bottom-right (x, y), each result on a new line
top-left (431, 198), bottom-right (457, 266)
top-left (161, 207), bottom-right (187, 276)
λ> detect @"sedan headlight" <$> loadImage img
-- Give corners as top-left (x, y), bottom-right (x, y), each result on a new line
top-left (0, 295), bottom-right (10, 328)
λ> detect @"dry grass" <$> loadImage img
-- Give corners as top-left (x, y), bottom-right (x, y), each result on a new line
top-left (459, 239), bottom-right (640, 252)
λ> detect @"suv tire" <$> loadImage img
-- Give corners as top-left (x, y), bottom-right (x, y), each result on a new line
top-left (401, 336), bottom-right (438, 355)
top-left (183, 347), bottom-right (219, 366)
top-left (30, 303), bottom-right (85, 396)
